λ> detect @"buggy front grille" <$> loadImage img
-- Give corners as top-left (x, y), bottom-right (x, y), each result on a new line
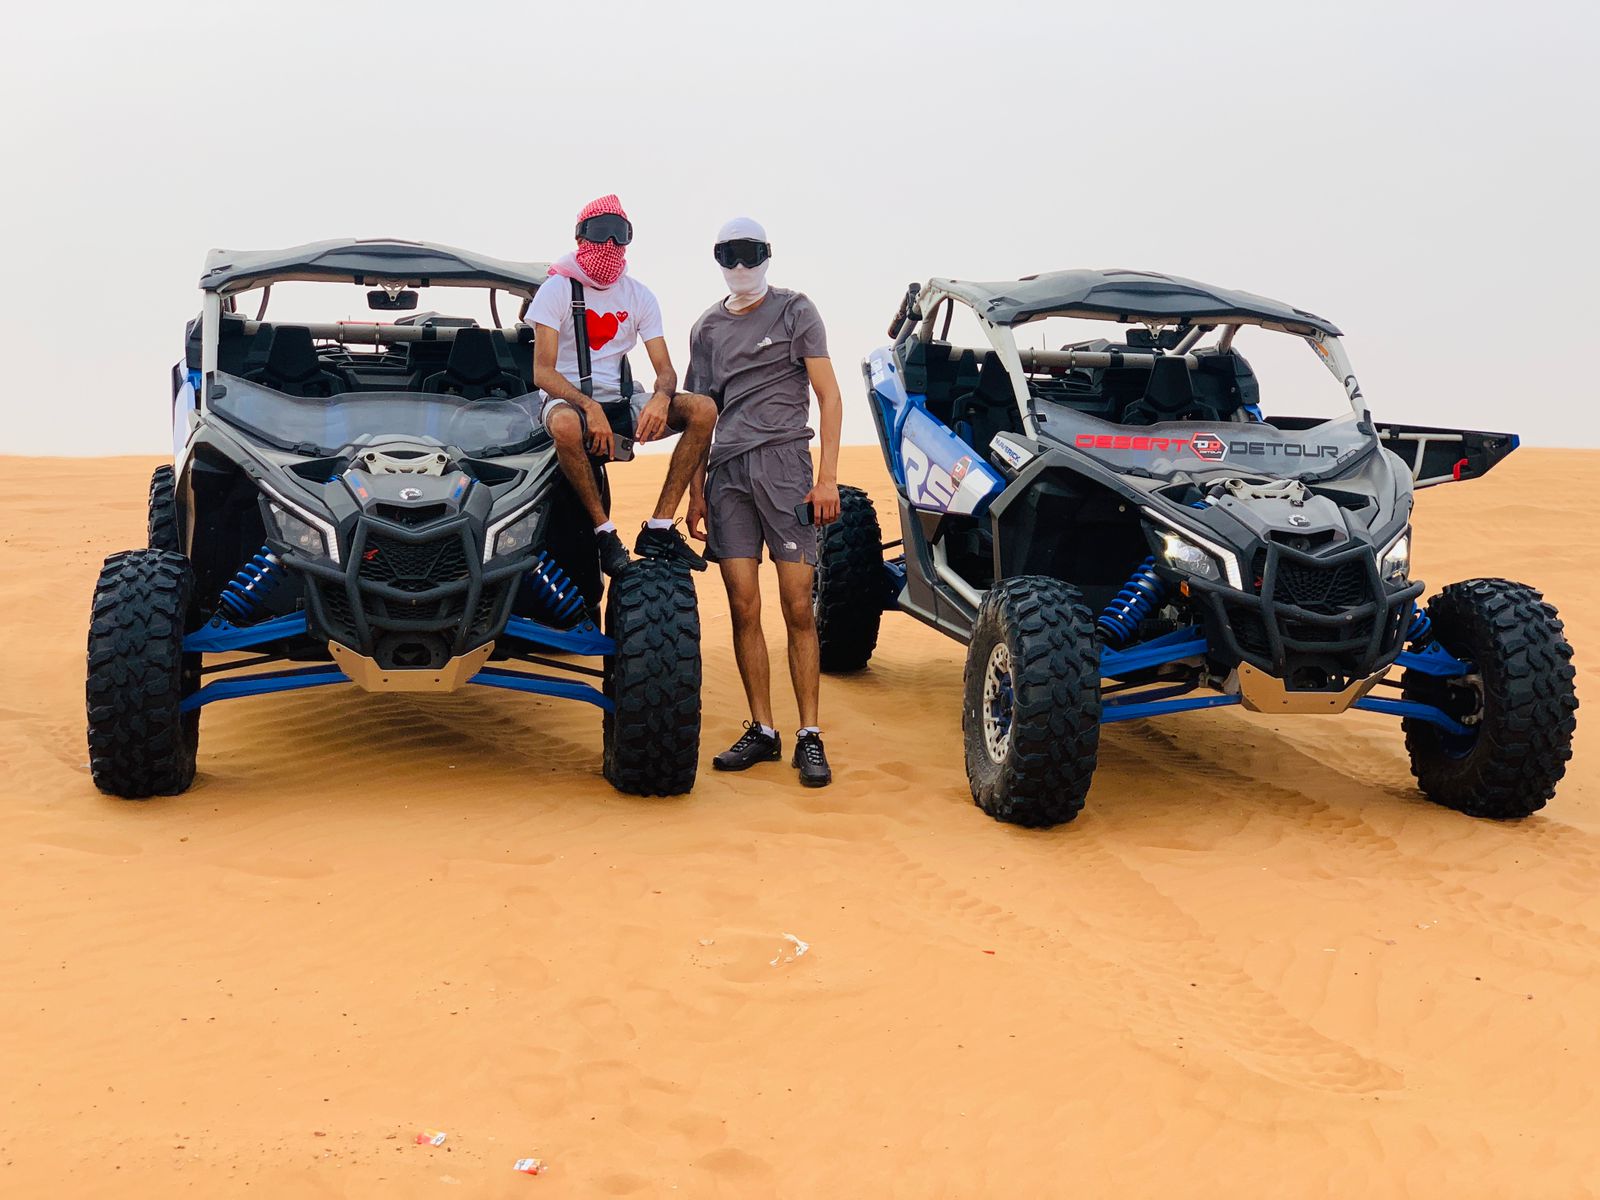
top-left (359, 532), bottom-right (470, 593)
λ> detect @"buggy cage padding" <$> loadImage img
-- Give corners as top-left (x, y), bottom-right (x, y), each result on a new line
top-left (201, 239), bottom-right (554, 298)
top-left (929, 268), bottom-right (1342, 336)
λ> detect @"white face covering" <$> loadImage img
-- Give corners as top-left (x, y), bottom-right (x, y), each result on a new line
top-left (716, 216), bottom-right (771, 312)
top-left (721, 262), bottom-right (770, 312)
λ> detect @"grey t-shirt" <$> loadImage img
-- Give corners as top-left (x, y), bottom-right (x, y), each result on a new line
top-left (685, 287), bottom-right (829, 469)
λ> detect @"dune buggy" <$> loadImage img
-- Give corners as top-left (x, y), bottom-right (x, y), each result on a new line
top-left (87, 239), bottom-right (700, 799)
top-left (817, 268), bottom-right (1577, 826)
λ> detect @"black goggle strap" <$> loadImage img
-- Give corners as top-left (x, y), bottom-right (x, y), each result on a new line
top-left (569, 278), bottom-right (592, 397)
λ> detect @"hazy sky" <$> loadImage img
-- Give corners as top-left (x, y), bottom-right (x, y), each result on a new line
top-left (3, 0), bottom-right (1596, 455)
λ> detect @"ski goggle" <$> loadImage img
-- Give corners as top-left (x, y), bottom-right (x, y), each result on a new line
top-left (575, 213), bottom-right (633, 246)
top-left (713, 239), bottom-right (772, 269)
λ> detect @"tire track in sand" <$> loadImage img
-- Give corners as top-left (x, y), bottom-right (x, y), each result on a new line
top-left (1110, 721), bottom-right (1600, 972)
top-left (874, 840), bottom-right (1401, 1094)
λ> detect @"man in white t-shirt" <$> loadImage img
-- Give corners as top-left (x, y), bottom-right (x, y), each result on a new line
top-left (528, 194), bottom-right (714, 576)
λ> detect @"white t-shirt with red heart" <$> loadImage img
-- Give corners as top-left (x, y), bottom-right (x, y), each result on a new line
top-left (525, 272), bottom-right (664, 404)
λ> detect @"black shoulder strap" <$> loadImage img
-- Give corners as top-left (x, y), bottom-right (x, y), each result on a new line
top-left (568, 278), bottom-right (593, 397)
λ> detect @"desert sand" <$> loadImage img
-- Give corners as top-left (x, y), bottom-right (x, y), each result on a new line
top-left (1, 445), bottom-right (1596, 1197)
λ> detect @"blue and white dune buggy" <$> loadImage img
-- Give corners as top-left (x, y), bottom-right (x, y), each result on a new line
top-left (87, 240), bottom-right (700, 799)
top-left (816, 270), bottom-right (1577, 826)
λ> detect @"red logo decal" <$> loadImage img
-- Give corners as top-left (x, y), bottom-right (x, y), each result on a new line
top-left (584, 310), bottom-right (628, 350)
top-left (363, 548), bottom-right (380, 561)
top-left (951, 455), bottom-right (972, 483)
top-left (1190, 433), bottom-right (1227, 462)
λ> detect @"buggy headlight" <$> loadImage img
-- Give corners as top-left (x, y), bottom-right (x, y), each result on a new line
top-left (268, 501), bottom-right (327, 557)
top-left (1380, 530), bottom-right (1411, 583)
top-left (488, 505), bottom-right (543, 562)
top-left (1158, 532), bottom-right (1221, 582)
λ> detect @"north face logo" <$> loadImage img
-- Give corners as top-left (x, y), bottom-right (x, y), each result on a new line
top-left (1190, 433), bottom-right (1227, 462)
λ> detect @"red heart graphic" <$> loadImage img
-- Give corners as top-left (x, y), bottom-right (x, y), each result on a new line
top-left (585, 310), bottom-right (628, 351)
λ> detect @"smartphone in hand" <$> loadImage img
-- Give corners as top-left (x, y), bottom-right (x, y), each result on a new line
top-left (793, 501), bottom-right (815, 527)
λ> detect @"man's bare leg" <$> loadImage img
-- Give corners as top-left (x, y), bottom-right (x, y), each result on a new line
top-left (720, 557), bottom-right (775, 728)
top-left (547, 404), bottom-right (630, 577)
top-left (652, 392), bottom-right (717, 520)
top-left (775, 558), bottom-right (820, 729)
top-left (547, 404), bottom-right (609, 527)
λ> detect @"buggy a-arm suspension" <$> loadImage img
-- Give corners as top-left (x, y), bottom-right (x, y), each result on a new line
top-left (180, 613), bottom-right (617, 713)
top-left (1095, 628), bottom-right (1473, 734)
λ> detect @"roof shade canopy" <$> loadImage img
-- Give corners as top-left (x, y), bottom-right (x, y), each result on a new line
top-left (928, 268), bottom-right (1342, 337)
top-left (200, 239), bottom-right (553, 298)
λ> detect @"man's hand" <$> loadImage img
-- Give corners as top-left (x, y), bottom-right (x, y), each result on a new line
top-left (635, 391), bottom-right (672, 443)
top-left (686, 492), bottom-right (708, 541)
top-left (580, 400), bottom-right (614, 458)
top-left (807, 477), bottom-right (841, 525)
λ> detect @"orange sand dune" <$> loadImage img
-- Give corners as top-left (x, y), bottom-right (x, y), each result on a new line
top-left (0, 447), bottom-right (1595, 1197)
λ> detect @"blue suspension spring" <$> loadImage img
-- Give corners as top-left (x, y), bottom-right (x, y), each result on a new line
top-left (1408, 605), bottom-right (1432, 645)
top-left (217, 544), bottom-right (283, 623)
top-left (1098, 556), bottom-right (1167, 648)
top-left (525, 551), bottom-right (586, 627)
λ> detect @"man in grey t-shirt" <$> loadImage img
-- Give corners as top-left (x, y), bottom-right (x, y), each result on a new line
top-left (683, 217), bottom-right (843, 787)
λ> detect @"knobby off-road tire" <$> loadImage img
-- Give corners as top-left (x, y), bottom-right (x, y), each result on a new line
top-left (1402, 578), bottom-right (1577, 819)
top-left (814, 485), bottom-right (884, 672)
top-left (603, 558), bottom-right (702, 795)
top-left (86, 549), bottom-right (200, 798)
top-left (147, 465), bottom-right (181, 553)
top-left (962, 576), bottom-right (1101, 827)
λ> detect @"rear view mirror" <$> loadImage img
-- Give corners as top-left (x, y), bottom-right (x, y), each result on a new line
top-left (367, 289), bottom-right (419, 311)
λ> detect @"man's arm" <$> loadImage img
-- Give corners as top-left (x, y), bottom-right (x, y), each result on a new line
top-left (804, 356), bottom-right (843, 524)
top-left (533, 323), bottom-right (612, 457)
top-left (633, 336), bottom-right (679, 443)
top-left (686, 459), bottom-right (709, 540)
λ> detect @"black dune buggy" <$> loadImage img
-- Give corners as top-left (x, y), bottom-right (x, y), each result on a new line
top-left (816, 269), bottom-right (1578, 826)
top-left (87, 239), bottom-right (700, 799)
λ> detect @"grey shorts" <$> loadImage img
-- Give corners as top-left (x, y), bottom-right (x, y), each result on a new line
top-left (705, 443), bottom-right (818, 565)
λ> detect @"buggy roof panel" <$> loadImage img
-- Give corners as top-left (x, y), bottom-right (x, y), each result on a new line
top-left (201, 239), bottom-right (552, 297)
top-left (931, 268), bottom-right (1342, 336)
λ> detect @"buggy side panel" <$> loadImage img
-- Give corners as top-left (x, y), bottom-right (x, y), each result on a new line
top-left (1373, 422), bottom-right (1518, 487)
top-left (862, 347), bottom-right (1004, 515)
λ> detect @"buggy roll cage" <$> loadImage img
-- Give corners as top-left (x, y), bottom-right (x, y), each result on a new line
top-left (195, 239), bottom-right (552, 409)
top-left (891, 271), bottom-right (1368, 441)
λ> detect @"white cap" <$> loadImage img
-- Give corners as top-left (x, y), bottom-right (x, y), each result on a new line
top-left (716, 216), bottom-right (768, 244)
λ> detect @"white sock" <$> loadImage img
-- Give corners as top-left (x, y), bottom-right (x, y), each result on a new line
top-left (646, 517), bottom-right (674, 530)
top-left (758, 724), bottom-right (778, 739)
top-left (799, 726), bottom-right (820, 737)
top-left (594, 520), bottom-right (616, 534)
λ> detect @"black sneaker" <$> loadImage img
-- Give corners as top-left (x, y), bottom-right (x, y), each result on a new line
top-left (598, 529), bottom-right (631, 578)
top-left (635, 523), bottom-right (708, 572)
top-left (713, 723), bottom-right (781, 771)
top-left (793, 731), bottom-right (832, 787)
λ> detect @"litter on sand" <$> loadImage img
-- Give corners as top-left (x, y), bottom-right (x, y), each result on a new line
top-left (415, 1130), bottom-right (448, 1146)
top-left (513, 1157), bottom-right (547, 1174)
top-left (770, 933), bottom-right (810, 966)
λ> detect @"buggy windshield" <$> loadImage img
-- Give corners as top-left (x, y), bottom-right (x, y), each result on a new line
top-left (210, 374), bottom-right (540, 457)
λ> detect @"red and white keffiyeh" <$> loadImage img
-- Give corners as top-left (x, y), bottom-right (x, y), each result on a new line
top-left (549, 193), bottom-right (629, 287)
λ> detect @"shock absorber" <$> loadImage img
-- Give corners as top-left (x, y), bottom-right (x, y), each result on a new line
top-left (1098, 556), bottom-right (1167, 648)
top-left (1407, 605), bottom-right (1432, 646)
top-left (524, 551), bottom-right (586, 628)
top-left (217, 545), bottom-right (284, 623)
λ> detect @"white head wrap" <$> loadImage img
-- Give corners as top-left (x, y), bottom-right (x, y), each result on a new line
top-left (716, 216), bottom-right (771, 312)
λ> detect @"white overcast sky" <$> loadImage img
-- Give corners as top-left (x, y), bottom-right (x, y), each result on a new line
top-left (2, 0), bottom-right (1596, 455)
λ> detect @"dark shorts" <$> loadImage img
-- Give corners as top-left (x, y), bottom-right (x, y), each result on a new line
top-left (705, 443), bottom-right (817, 565)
